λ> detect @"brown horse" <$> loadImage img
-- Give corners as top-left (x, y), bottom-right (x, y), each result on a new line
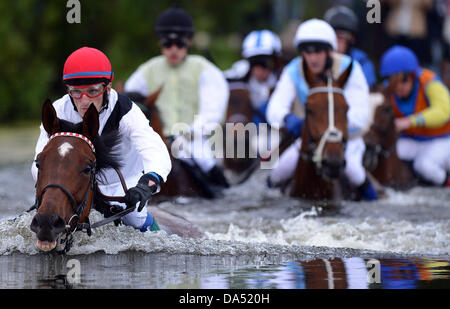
top-left (135, 88), bottom-right (216, 199)
top-left (289, 63), bottom-right (352, 200)
top-left (363, 79), bottom-right (417, 190)
top-left (223, 83), bottom-right (257, 174)
top-left (30, 100), bottom-right (204, 253)
top-left (30, 101), bottom-right (116, 252)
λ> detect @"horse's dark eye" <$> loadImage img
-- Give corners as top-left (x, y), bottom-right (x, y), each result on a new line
top-left (34, 160), bottom-right (40, 169)
top-left (82, 166), bottom-right (93, 174)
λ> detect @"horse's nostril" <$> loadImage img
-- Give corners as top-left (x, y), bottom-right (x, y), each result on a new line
top-left (30, 216), bottom-right (39, 233)
top-left (29, 213), bottom-right (66, 234)
top-left (323, 157), bottom-right (345, 169)
top-left (322, 158), bottom-right (345, 179)
top-left (52, 215), bottom-right (67, 234)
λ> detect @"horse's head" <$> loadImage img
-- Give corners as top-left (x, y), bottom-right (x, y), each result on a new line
top-left (30, 100), bottom-right (99, 252)
top-left (363, 90), bottom-right (397, 171)
top-left (301, 61), bottom-right (351, 179)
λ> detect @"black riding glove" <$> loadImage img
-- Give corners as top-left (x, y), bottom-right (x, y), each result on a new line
top-left (125, 173), bottom-right (159, 212)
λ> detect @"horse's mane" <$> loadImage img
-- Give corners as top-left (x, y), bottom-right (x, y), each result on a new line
top-left (57, 119), bottom-right (123, 180)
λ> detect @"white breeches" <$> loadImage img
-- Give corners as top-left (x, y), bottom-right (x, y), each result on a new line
top-left (269, 137), bottom-right (366, 187)
top-left (397, 136), bottom-right (450, 185)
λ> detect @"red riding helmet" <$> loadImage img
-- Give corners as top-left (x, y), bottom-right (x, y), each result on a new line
top-left (63, 47), bottom-right (114, 85)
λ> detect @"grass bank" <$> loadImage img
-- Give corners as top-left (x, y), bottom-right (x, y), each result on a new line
top-left (0, 121), bottom-right (40, 166)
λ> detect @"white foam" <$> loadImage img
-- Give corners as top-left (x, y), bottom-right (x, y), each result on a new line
top-left (2, 204), bottom-right (449, 257)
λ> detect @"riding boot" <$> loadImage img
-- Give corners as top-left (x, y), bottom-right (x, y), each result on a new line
top-left (357, 178), bottom-right (378, 201)
top-left (206, 165), bottom-right (230, 188)
top-left (139, 212), bottom-right (160, 232)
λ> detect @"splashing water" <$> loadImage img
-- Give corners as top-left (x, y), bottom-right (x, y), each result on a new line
top-left (0, 164), bottom-right (449, 257)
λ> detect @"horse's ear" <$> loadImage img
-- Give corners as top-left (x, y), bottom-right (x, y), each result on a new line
top-left (335, 61), bottom-right (353, 88)
top-left (42, 99), bottom-right (60, 135)
top-left (82, 104), bottom-right (99, 140)
top-left (302, 58), bottom-right (317, 87)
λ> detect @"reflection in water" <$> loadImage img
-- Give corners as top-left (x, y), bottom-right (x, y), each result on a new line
top-left (200, 257), bottom-right (450, 289)
top-left (0, 253), bottom-right (449, 289)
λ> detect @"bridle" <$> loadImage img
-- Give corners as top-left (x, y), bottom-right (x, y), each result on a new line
top-left (29, 132), bottom-right (130, 254)
top-left (300, 75), bottom-right (346, 169)
top-left (29, 132), bottom-right (96, 253)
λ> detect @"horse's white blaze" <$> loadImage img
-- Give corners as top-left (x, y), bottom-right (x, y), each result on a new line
top-left (58, 142), bottom-right (73, 157)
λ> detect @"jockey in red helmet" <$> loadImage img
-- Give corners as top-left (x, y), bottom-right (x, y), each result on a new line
top-left (62, 47), bottom-right (115, 115)
top-left (32, 47), bottom-right (172, 232)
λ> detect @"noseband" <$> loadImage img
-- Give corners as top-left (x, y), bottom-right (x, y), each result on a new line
top-left (301, 75), bottom-right (346, 169)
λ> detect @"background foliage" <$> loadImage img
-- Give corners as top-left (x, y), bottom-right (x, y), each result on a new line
top-left (0, 0), bottom-right (373, 123)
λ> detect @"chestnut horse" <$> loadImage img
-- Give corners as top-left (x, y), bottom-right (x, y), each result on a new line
top-left (363, 78), bottom-right (417, 190)
top-left (289, 63), bottom-right (352, 200)
top-left (30, 101), bottom-right (123, 252)
top-left (223, 83), bottom-right (257, 175)
top-left (30, 100), bottom-right (203, 253)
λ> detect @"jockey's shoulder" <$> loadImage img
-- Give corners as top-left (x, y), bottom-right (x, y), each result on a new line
top-left (140, 55), bottom-right (165, 66)
top-left (349, 48), bottom-right (372, 64)
top-left (223, 59), bottom-right (250, 81)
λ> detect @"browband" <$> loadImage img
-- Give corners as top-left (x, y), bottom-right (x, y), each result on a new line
top-left (49, 132), bottom-right (96, 153)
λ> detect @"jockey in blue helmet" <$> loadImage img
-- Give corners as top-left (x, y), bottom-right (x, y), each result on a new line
top-left (379, 45), bottom-right (450, 187)
top-left (380, 45), bottom-right (419, 78)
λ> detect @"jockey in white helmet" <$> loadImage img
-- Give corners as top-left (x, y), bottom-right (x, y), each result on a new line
top-left (266, 19), bottom-right (377, 200)
top-left (224, 29), bottom-right (283, 124)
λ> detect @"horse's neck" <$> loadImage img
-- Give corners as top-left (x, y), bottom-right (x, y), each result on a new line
top-left (226, 89), bottom-right (253, 122)
top-left (381, 127), bottom-right (397, 152)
